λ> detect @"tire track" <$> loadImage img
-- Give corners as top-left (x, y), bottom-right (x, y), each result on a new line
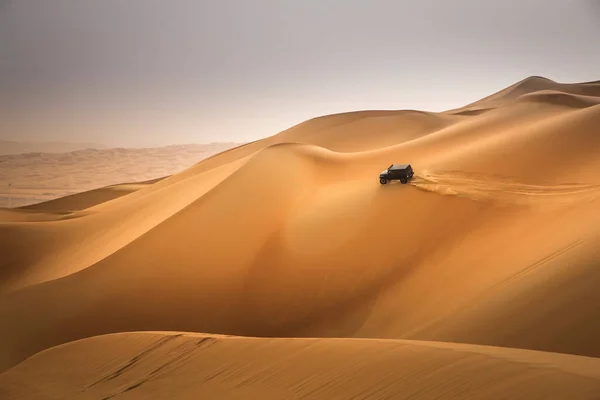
top-left (410, 170), bottom-right (600, 206)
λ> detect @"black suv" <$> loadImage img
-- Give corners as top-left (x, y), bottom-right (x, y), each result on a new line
top-left (379, 164), bottom-right (414, 185)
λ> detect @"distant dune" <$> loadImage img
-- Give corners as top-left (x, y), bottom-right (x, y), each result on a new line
top-left (0, 143), bottom-right (242, 208)
top-left (2, 76), bottom-right (600, 399)
top-left (445, 75), bottom-right (600, 114)
top-left (0, 140), bottom-right (107, 155)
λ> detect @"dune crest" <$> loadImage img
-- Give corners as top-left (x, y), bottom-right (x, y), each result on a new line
top-left (446, 75), bottom-right (600, 113)
top-left (2, 332), bottom-right (600, 400)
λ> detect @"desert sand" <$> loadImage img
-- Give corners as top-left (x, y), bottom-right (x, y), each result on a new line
top-left (1, 76), bottom-right (600, 399)
top-left (0, 140), bottom-right (107, 156)
top-left (0, 143), bottom-right (241, 208)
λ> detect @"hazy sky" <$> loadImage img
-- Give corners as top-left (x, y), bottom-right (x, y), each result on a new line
top-left (1, 0), bottom-right (599, 147)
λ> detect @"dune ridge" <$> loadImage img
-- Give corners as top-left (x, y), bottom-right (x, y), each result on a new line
top-left (0, 143), bottom-right (242, 208)
top-left (445, 75), bottom-right (600, 113)
top-left (2, 332), bottom-right (600, 400)
top-left (0, 140), bottom-right (107, 155)
top-left (1, 76), bottom-right (600, 399)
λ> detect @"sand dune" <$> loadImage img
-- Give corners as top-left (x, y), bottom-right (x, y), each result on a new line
top-left (1, 76), bottom-right (600, 398)
top-left (273, 110), bottom-right (466, 152)
top-left (2, 332), bottom-right (600, 400)
top-left (0, 140), bottom-right (107, 155)
top-left (0, 143), bottom-right (241, 208)
top-left (21, 179), bottom-right (165, 213)
top-left (446, 76), bottom-right (600, 114)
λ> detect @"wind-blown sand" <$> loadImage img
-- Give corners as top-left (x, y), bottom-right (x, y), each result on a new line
top-left (1, 76), bottom-right (600, 399)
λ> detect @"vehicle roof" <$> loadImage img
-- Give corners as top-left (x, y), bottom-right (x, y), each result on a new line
top-left (389, 164), bottom-right (412, 170)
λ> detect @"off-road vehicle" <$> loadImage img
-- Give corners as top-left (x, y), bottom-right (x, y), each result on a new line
top-left (379, 164), bottom-right (414, 185)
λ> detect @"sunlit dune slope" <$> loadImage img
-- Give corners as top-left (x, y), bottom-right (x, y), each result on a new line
top-left (0, 155), bottom-right (252, 295)
top-left (20, 178), bottom-right (165, 213)
top-left (273, 110), bottom-right (465, 151)
top-left (2, 332), bottom-right (600, 400)
top-left (445, 76), bottom-right (600, 114)
top-left (1, 76), bottom-right (600, 381)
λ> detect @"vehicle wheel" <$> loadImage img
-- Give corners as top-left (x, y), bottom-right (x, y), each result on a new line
top-left (380, 177), bottom-right (388, 184)
top-left (400, 177), bottom-right (407, 184)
